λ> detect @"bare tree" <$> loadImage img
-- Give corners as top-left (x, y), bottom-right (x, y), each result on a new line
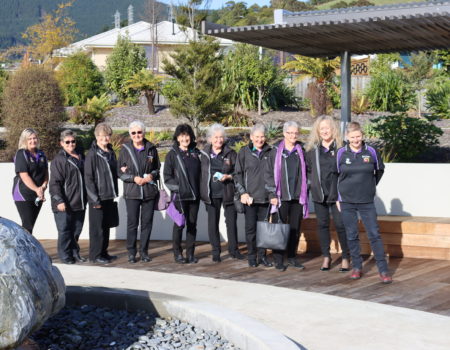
top-left (175, 0), bottom-right (211, 41)
top-left (143, 0), bottom-right (166, 72)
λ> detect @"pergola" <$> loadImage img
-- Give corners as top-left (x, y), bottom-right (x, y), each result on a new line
top-left (202, 1), bottom-right (450, 130)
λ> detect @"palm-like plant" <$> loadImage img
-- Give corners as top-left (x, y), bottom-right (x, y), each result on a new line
top-left (282, 55), bottom-right (340, 116)
top-left (125, 69), bottom-right (164, 114)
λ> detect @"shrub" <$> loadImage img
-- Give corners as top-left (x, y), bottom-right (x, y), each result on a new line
top-left (56, 52), bottom-right (104, 106)
top-left (71, 93), bottom-right (111, 125)
top-left (369, 114), bottom-right (443, 162)
top-left (1, 65), bottom-right (66, 158)
top-left (426, 74), bottom-right (450, 119)
top-left (351, 93), bottom-right (370, 114)
top-left (366, 69), bottom-right (415, 113)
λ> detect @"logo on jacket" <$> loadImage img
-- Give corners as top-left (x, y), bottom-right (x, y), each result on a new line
top-left (147, 155), bottom-right (154, 163)
top-left (224, 158), bottom-right (230, 166)
top-left (362, 155), bottom-right (371, 163)
top-left (345, 158), bottom-right (351, 164)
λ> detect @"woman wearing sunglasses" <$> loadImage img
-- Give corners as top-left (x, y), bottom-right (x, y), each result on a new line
top-left (118, 121), bottom-right (160, 264)
top-left (49, 129), bottom-right (87, 264)
top-left (12, 128), bottom-right (48, 234)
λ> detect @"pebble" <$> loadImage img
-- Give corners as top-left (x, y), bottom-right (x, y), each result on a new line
top-left (31, 305), bottom-right (240, 350)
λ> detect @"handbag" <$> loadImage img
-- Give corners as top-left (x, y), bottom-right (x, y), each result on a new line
top-left (166, 194), bottom-right (185, 227)
top-left (256, 206), bottom-right (290, 250)
top-left (106, 201), bottom-right (119, 228)
top-left (233, 192), bottom-right (244, 214)
top-left (154, 181), bottom-right (171, 211)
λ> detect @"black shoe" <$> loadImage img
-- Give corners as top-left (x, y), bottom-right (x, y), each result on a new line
top-left (275, 263), bottom-right (287, 272)
top-left (258, 256), bottom-right (273, 267)
top-left (73, 252), bottom-right (87, 263)
top-left (62, 257), bottom-right (75, 264)
top-left (230, 251), bottom-right (245, 260)
top-left (141, 254), bottom-right (152, 263)
top-left (288, 258), bottom-right (305, 269)
top-left (212, 256), bottom-right (221, 263)
top-left (248, 259), bottom-right (258, 267)
top-left (174, 254), bottom-right (185, 264)
top-left (93, 257), bottom-right (111, 264)
top-left (128, 255), bottom-right (136, 264)
top-left (186, 255), bottom-right (198, 264)
top-left (103, 253), bottom-right (117, 261)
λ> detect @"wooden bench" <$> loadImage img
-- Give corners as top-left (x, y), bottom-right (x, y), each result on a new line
top-left (299, 215), bottom-right (450, 260)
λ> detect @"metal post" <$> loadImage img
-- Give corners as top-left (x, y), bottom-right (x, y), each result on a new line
top-left (340, 51), bottom-right (351, 136)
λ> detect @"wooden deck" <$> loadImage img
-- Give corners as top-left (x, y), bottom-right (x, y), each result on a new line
top-left (41, 239), bottom-right (450, 317)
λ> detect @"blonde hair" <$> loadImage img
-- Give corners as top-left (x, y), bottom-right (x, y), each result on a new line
top-left (305, 116), bottom-right (343, 151)
top-left (346, 121), bottom-right (363, 135)
top-left (94, 122), bottom-right (112, 137)
top-left (18, 128), bottom-right (40, 150)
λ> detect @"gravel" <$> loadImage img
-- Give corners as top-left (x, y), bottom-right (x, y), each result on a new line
top-left (31, 305), bottom-right (240, 350)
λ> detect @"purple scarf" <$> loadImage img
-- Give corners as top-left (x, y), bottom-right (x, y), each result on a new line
top-left (273, 140), bottom-right (309, 218)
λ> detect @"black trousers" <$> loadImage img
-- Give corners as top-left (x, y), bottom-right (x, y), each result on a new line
top-left (172, 199), bottom-right (200, 257)
top-left (205, 198), bottom-right (238, 257)
top-left (244, 203), bottom-right (267, 261)
top-left (273, 200), bottom-right (303, 264)
top-left (54, 210), bottom-right (85, 261)
top-left (15, 200), bottom-right (42, 234)
top-left (314, 200), bottom-right (350, 259)
top-left (88, 200), bottom-right (114, 261)
top-left (125, 198), bottom-right (156, 256)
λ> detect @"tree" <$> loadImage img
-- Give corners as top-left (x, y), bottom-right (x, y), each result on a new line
top-left (143, 0), bottom-right (166, 72)
top-left (104, 35), bottom-right (148, 102)
top-left (22, 1), bottom-right (78, 64)
top-left (271, 0), bottom-right (314, 11)
top-left (56, 52), bottom-right (104, 106)
top-left (176, 0), bottom-right (211, 40)
top-left (1, 66), bottom-right (65, 158)
top-left (125, 69), bottom-right (164, 114)
top-left (162, 37), bottom-right (229, 134)
top-left (282, 55), bottom-right (340, 116)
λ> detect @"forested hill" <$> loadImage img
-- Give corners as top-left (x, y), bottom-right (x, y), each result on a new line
top-left (0, 0), bottom-right (167, 50)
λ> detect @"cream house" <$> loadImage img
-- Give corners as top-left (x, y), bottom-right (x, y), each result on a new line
top-left (55, 20), bottom-right (233, 72)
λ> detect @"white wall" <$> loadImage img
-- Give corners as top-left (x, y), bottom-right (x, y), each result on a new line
top-left (1, 163), bottom-right (449, 241)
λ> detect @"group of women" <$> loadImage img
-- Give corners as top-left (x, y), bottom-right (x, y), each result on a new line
top-left (12, 116), bottom-right (392, 283)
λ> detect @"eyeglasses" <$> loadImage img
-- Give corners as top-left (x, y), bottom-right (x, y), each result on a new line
top-left (285, 132), bottom-right (299, 136)
top-left (64, 140), bottom-right (76, 144)
top-left (131, 131), bottom-right (143, 135)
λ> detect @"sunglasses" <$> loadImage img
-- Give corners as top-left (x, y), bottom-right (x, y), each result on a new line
top-left (64, 140), bottom-right (76, 144)
top-left (131, 131), bottom-right (143, 135)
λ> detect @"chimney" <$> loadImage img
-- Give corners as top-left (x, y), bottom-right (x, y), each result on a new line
top-left (128, 5), bottom-right (134, 25)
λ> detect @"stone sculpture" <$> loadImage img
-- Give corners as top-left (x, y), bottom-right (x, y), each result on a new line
top-left (0, 217), bottom-right (65, 349)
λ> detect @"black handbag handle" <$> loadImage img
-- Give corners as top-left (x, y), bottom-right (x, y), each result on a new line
top-left (264, 203), bottom-right (285, 224)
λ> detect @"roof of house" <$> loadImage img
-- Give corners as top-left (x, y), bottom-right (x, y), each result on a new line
top-left (56, 21), bottom-right (233, 56)
top-left (202, 1), bottom-right (450, 57)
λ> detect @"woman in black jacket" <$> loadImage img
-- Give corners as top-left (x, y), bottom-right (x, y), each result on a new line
top-left (12, 128), bottom-right (48, 234)
top-left (163, 124), bottom-right (201, 264)
top-left (84, 123), bottom-right (119, 264)
top-left (200, 123), bottom-right (243, 262)
top-left (50, 129), bottom-right (87, 264)
top-left (235, 123), bottom-right (272, 268)
top-left (118, 121), bottom-right (160, 264)
top-left (305, 116), bottom-right (350, 272)
top-left (266, 121), bottom-right (308, 271)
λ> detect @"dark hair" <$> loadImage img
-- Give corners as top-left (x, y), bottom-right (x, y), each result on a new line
top-left (173, 124), bottom-right (196, 145)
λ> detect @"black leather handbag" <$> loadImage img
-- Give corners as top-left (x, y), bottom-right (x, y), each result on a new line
top-left (256, 206), bottom-right (290, 250)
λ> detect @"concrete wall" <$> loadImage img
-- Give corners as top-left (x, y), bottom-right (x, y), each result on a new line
top-left (1, 163), bottom-right (449, 241)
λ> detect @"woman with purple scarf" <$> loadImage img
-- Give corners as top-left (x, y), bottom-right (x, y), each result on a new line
top-left (266, 121), bottom-right (308, 271)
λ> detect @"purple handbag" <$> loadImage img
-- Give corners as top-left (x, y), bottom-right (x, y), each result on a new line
top-left (166, 194), bottom-right (185, 227)
top-left (154, 181), bottom-right (171, 211)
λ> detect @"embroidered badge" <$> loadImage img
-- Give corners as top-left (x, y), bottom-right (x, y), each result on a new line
top-left (362, 155), bottom-right (371, 163)
top-left (345, 158), bottom-right (351, 164)
top-left (330, 150), bottom-right (335, 156)
top-left (147, 155), bottom-right (153, 163)
top-left (224, 158), bottom-right (230, 165)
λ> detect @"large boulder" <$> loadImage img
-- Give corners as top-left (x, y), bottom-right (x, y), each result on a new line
top-left (0, 217), bottom-right (65, 349)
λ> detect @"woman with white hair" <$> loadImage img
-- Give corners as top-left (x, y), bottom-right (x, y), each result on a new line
top-left (266, 121), bottom-right (308, 271)
top-left (235, 123), bottom-right (272, 268)
top-left (12, 128), bottom-right (48, 234)
top-left (200, 123), bottom-right (243, 262)
top-left (118, 120), bottom-right (160, 264)
top-left (305, 116), bottom-right (350, 272)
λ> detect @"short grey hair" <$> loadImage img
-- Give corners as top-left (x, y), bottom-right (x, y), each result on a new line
top-left (283, 121), bottom-right (299, 133)
top-left (60, 129), bottom-right (77, 141)
top-left (207, 123), bottom-right (226, 140)
top-left (129, 120), bottom-right (146, 134)
top-left (250, 123), bottom-right (266, 135)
